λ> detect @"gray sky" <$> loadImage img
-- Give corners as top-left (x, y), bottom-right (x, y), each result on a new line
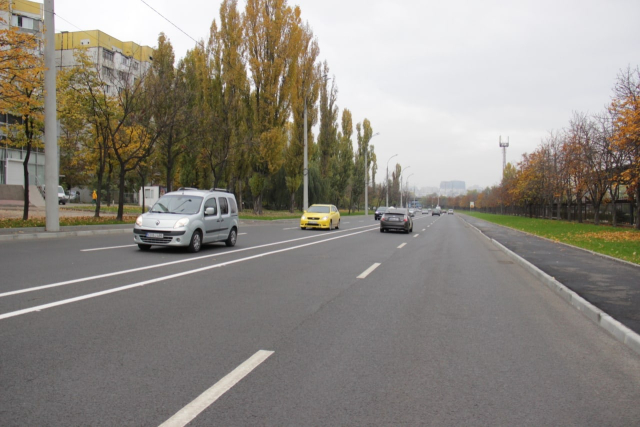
top-left (53, 0), bottom-right (640, 191)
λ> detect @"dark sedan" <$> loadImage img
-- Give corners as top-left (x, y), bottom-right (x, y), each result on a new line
top-left (374, 206), bottom-right (388, 220)
top-left (380, 208), bottom-right (413, 233)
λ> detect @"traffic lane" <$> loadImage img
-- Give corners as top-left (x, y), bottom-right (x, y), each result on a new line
top-left (0, 217), bottom-right (373, 293)
top-left (0, 224), bottom-right (384, 315)
top-left (0, 222), bottom-right (406, 425)
top-left (460, 214), bottom-right (640, 334)
top-left (0, 219), bottom-right (326, 291)
top-left (198, 212), bottom-right (640, 426)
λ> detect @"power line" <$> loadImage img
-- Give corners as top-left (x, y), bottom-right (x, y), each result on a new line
top-left (139, 0), bottom-right (202, 47)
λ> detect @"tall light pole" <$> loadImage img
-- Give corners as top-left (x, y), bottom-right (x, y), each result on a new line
top-left (399, 165), bottom-right (410, 207)
top-left (303, 75), bottom-right (329, 211)
top-left (386, 153), bottom-right (397, 208)
top-left (364, 132), bottom-right (380, 216)
top-left (405, 173), bottom-right (414, 208)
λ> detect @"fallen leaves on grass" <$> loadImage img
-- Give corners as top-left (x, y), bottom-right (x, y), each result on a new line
top-left (574, 231), bottom-right (640, 243)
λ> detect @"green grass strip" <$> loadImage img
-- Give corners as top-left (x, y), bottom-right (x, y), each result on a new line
top-left (463, 211), bottom-right (640, 265)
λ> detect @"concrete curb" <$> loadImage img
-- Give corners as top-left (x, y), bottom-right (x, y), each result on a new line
top-left (463, 216), bottom-right (640, 357)
top-left (0, 228), bottom-right (132, 241)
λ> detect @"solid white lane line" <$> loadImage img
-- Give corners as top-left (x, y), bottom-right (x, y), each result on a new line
top-left (1, 224), bottom-right (378, 299)
top-left (159, 350), bottom-right (274, 427)
top-left (0, 228), bottom-right (377, 320)
top-left (357, 263), bottom-right (381, 279)
top-left (81, 244), bottom-right (138, 252)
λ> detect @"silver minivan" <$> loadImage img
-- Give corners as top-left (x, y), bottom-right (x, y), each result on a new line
top-left (133, 188), bottom-right (239, 252)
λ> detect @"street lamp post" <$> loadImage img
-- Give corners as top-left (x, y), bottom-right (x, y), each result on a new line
top-left (303, 97), bottom-right (309, 211)
top-left (303, 75), bottom-right (329, 211)
top-left (364, 132), bottom-right (380, 216)
top-left (405, 173), bottom-right (414, 208)
top-left (399, 165), bottom-right (410, 208)
top-left (386, 153), bottom-right (397, 208)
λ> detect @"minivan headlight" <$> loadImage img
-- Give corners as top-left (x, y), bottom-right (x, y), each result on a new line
top-left (135, 215), bottom-right (143, 227)
top-left (322, 216), bottom-right (329, 220)
top-left (301, 215), bottom-right (307, 220)
top-left (174, 217), bottom-right (189, 228)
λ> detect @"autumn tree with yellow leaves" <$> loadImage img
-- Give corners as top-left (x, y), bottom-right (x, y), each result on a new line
top-left (0, 0), bottom-right (45, 219)
top-left (611, 66), bottom-right (640, 229)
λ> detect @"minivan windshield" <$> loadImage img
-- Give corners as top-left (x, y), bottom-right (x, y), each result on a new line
top-left (151, 195), bottom-right (203, 214)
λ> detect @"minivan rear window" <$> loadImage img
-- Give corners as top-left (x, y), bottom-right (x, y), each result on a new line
top-left (228, 197), bottom-right (238, 214)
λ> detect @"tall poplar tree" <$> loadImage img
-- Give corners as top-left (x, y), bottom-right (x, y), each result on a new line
top-left (285, 21), bottom-right (319, 212)
top-left (243, 0), bottom-right (303, 213)
top-left (147, 33), bottom-right (191, 192)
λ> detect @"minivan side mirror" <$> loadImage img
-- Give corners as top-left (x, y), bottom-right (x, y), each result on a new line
top-left (205, 207), bottom-right (216, 216)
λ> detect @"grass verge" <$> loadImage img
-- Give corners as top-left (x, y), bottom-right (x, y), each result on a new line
top-left (0, 216), bottom-right (137, 228)
top-left (463, 211), bottom-right (640, 265)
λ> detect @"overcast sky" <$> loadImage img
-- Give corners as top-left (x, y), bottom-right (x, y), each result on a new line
top-left (52, 0), bottom-right (640, 191)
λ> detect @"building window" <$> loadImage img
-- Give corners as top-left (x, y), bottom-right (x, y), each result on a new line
top-left (102, 50), bottom-right (114, 62)
top-left (118, 70), bottom-right (129, 82)
top-left (102, 66), bottom-right (113, 80)
top-left (11, 14), bottom-right (39, 31)
top-left (121, 56), bottom-right (130, 66)
top-left (132, 61), bottom-right (139, 70)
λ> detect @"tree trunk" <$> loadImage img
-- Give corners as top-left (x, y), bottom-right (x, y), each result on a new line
top-left (117, 168), bottom-right (126, 221)
top-left (635, 187), bottom-right (640, 230)
top-left (22, 148), bottom-right (31, 221)
top-left (577, 196), bottom-right (583, 223)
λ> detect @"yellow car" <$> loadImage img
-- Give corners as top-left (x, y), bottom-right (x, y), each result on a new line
top-left (300, 204), bottom-right (341, 230)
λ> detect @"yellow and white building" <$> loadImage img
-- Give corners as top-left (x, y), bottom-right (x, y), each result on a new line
top-left (55, 30), bottom-right (154, 96)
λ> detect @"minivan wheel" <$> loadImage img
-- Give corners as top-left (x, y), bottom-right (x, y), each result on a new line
top-left (138, 244), bottom-right (151, 251)
top-left (188, 230), bottom-right (202, 253)
top-left (225, 228), bottom-right (237, 247)
top-left (329, 220), bottom-right (333, 231)
top-left (380, 228), bottom-right (384, 233)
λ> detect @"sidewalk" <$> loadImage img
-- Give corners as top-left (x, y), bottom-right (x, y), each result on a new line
top-left (460, 214), bottom-right (640, 338)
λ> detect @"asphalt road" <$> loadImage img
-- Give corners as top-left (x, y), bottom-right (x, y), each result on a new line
top-left (1, 214), bottom-right (639, 426)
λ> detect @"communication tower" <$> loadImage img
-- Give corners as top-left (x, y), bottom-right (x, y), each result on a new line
top-left (499, 136), bottom-right (509, 173)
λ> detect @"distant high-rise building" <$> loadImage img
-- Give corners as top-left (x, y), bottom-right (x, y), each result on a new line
top-left (439, 180), bottom-right (466, 196)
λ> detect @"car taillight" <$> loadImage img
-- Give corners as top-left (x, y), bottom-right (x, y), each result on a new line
top-left (404, 217), bottom-right (408, 222)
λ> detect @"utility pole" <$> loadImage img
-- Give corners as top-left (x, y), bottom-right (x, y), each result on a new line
top-left (44, 0), bottom-right (59, 231)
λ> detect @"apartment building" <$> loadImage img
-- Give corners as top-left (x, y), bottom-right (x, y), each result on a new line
top-left (55, 30), bottom-right (154, 96)
top-left (0, 0), bottom-right (45, 186)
